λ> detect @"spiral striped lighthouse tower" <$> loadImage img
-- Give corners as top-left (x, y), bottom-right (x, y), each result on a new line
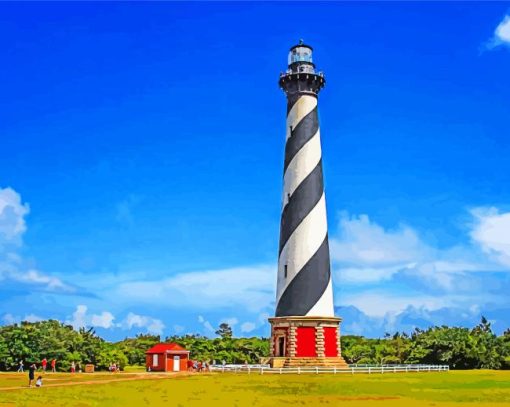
top-left (268, 41), bottom-right (347, 368)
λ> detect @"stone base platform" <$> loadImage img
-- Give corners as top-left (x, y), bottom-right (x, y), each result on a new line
top-left (268, 316), bottom-right (347, 368)
top-left (269, 356), bottom-right (348, 369)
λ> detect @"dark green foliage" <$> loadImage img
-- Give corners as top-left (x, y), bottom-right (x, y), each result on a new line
top-left (116, 334), bottom-right (160, 366)
top-left (0, 321), bottom-right (127, 371)
top-left (165, 333), bottom-right (270, 364)
top-left (0, 318), bottom-right (509, 371)
top-left (341, 317), bottom-right (510, 370)
top-left (341, 333), bottom-right (411, 365)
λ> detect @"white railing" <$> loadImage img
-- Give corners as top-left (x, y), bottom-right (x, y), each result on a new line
top-left (210, 364), bottom-right (449, 374)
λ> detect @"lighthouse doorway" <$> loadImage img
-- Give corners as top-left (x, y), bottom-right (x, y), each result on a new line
top-left (277, 337), bottom-right (286, 357)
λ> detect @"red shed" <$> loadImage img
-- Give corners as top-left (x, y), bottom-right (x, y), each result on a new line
top-left (146, 343), bottom-right (190, 372)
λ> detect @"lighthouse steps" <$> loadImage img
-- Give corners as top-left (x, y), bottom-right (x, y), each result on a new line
top-left (283, 357), bottom-right (348, 368)
top-left (268, 356), bottom-right (348, 369)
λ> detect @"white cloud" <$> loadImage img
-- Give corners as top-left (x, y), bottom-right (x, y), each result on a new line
top-left (67, 305), bottom-right (119, 331)
top-left (471, 207), bottom-right (510, 266)
top-left (91, 311), bottom-right (115, 329)
top-left (123, 312), bottom-right (165, 335)
top-left (0, 187), bottom-right (29, 245)
top-left (330, 211), bottom-right (504, 287)
top-left (330, 210), bottom-right (510, 323)
top-left (116, 265), bottom-right (274, 312)
top-left (20, 269), bottom-right (72, 291)
top-left (485, 15), bottom-right (510, 50)
top-left (198, 315), bottom-right (215, 334)
top-left (240, 322), bottom-right (256, 333)
top-left (339, 291), bottom-right (452, 318)
top-left (67, 305), bottom-right (89, 329)
top-left (337, 264), bottom-right (415, 284)
top-left (0, 187), bottom-right (75, 293)
top-left (494, 15), bottom-right (510, 45)
top-left (330, 213), bottom-right (429, 266)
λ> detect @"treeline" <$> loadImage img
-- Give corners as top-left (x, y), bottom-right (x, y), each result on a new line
top-left (0, 321), bottom-right (269, 371)
top-left (343, 317), bottom-right (510, 369)
top-left (1, 318), bottom-right (509, 371)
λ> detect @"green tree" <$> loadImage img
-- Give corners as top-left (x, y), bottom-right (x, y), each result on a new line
top-left (215, 323), bottom-right (233, 339)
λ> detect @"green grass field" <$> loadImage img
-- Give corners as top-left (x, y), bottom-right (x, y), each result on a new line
top-left (1, 370), bottom-right (509, 406)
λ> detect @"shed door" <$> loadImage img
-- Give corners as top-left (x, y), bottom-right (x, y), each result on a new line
top-left (173, 356), bottom-right (180, 371)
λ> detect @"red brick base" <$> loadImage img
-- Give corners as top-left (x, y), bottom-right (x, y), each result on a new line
top-left (268, 316), bottom-right (347, 367)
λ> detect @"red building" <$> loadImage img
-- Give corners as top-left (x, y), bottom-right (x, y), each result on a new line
top-left (145, 343), bottom-right (190, 372)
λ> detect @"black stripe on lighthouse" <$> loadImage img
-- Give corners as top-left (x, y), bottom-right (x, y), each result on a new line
top-left (284, 106), bottom-right (319, 172)
top-left (276, 93), bottom-right (333, 318)
top-left (279, 161), bottom-right (324, 254)
top-left (276, 236), bottom-right (331, 316)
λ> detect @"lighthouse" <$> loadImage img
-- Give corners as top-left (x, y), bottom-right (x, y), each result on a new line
top-left (268, 41), bottom-right (347, 368)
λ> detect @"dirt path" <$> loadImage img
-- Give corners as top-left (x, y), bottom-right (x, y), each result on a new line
top-left (0, 372), bottom-right (186, 392)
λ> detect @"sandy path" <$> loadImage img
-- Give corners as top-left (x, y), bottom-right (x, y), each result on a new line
top-left (0, 372), bottom-right (186, 391)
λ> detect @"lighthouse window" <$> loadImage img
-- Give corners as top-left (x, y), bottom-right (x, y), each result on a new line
top-left (288, 46), bottom-right (313, 65)
top-left (284, 265), bottom-right (288, 278)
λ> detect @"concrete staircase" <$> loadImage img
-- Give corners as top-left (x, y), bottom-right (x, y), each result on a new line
top-left (284, 357), bottom-right (348, 368)
top-left (269, 356), bottom-right (348, 369)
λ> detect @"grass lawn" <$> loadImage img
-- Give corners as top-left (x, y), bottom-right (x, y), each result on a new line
top-left (1, 370), bottom-right (510, 406)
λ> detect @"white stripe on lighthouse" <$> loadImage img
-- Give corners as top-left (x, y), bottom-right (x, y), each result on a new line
top-left (276, 90), bottom-right (334, 318)
top-left (276, 193), bottom-right (327, 304)
top-left (306, 278), bottom-right (334, 316)
top-left (286, 95), bottom-right (317, 141)
top-left (282, 129), bottom-right (322, 207)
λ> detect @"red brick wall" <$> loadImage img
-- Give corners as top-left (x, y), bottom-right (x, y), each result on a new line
top-left (296, 327), bottom-right (316, 357)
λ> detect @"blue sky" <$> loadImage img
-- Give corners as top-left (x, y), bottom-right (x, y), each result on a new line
top-left (1, 2), bottom-right (510, 340)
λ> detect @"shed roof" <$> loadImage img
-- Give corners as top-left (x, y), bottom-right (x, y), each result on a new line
top-left (146, 343), bottom-right (188, 354)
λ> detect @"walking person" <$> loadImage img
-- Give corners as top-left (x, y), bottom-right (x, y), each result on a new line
top-left (51, 358), bottom-right (56, 373)
top-left (28, 363), bottom-right (36, 387)
top-left (17, 360), bottom-right (24, 373)
top-left (41, 358), bottom-right (47, 372)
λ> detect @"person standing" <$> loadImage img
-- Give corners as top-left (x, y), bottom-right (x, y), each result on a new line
top-left (70, 361), bottom-right (76, 373)
top-left (41, 358), bottom-right (47, 372)
top-left (28, 363), bottom-right (36, 387)
top-left (51, 358), bottom-right (56, 373)
top-left (17, 360), bottom-right (24, 372)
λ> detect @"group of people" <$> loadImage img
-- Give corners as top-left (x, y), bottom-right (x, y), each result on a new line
top-left (17, 358), bottom-right (84, 387)
top-left (186, 359), bottom-right (210, 372)
top-left (20, 358), bottom-right (58, 388)
top-left (18, 358), bottom-right (57, 374)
